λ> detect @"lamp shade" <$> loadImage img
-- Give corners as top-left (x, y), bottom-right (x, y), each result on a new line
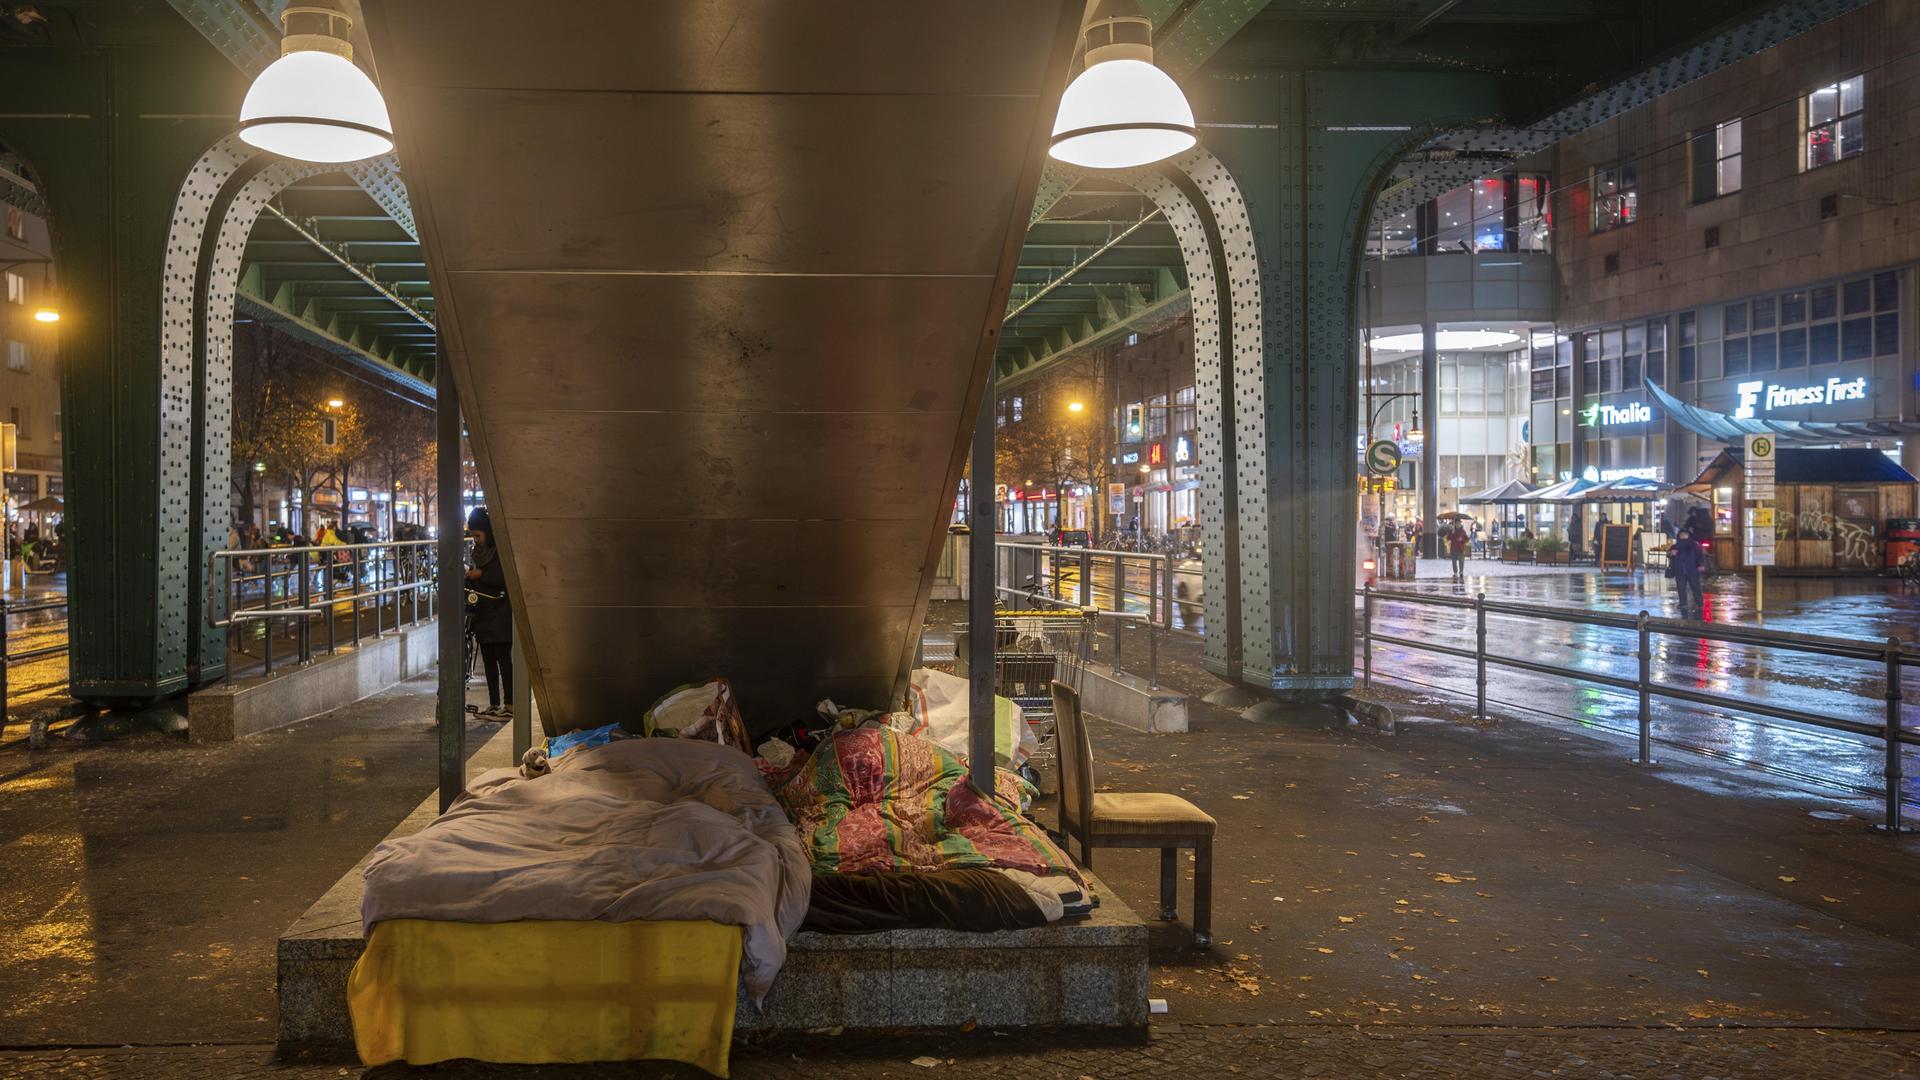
top-left (239, 51), bottom-right (393, 163)
top-left (1049, 59), bottom-right (1196, 169)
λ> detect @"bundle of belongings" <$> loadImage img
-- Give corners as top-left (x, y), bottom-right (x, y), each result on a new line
top-left (349, 676), bottom-right (1086, 1076)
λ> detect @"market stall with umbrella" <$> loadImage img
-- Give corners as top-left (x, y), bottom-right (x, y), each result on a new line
top-left (1459, 478), bottom-right (1537, 542)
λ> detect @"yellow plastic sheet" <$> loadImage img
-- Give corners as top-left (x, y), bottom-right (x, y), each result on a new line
top-left (349, 919), bottom-right (742, 1076)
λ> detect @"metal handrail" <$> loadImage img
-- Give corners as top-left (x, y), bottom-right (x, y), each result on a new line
top-left (1357, 583), bottom-right (1916, 832)
top-left (210, 538), bottom-right (441, 683)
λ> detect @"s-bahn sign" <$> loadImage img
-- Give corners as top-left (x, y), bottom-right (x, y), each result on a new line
top-left (1365, 438), bottom-right (1402, 476)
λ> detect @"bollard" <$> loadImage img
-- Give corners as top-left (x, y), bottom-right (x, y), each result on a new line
top-left (1630, 610), bottom-right (1656, 767)
top-left (1876, 636), bottom-right (1910, 833)
top-left (1361, 583), bottom-right (1373, 690)
top-left (1474, 592), bottom-right (1487, 721)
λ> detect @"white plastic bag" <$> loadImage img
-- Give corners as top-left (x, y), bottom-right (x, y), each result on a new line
top-left (901, 667), bottom-right (1036, 769)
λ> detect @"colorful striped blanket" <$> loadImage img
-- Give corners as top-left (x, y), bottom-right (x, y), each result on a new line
top-left (778, 727), bottom-right (1081, 883)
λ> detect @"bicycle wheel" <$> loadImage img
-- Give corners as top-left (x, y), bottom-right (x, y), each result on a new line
top-left (463, 624), bottom-right (478, 683)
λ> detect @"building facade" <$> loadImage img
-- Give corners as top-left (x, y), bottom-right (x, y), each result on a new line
top-left (1548, 0), bottom-right (1920, 491)
top-left (0, 204), bottom-right (64, 519)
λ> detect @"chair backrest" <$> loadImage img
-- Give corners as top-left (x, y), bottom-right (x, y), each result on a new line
top-left (1051, 680), bottom-right (1095, 845)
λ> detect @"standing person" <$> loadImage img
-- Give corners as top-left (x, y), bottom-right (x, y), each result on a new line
top-left (1669, 527), bottom-right (1705, 618)
top-left (465, 507), bottom-right (513, 719)
top-left (1446, 521), bottom-right (1469, 583)
top-left (1591, 515), bottom-right (1607, 561)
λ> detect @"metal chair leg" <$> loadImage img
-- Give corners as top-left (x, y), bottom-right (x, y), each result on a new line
top-left (1158, 847), bottom-right (1179, 920)
top-left (1192, 838), bottom-right (1213, 947)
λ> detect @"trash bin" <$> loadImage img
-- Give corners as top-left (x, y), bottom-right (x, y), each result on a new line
top-left (1887, 517), bottom-right (1920, 570)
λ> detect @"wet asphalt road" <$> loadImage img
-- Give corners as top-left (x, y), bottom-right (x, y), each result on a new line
top-left (1362, 559), bottom-right (1920, 813)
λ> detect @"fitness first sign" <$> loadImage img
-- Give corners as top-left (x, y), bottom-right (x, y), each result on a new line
top-left (1731, 376), bottom-right (1868, 418)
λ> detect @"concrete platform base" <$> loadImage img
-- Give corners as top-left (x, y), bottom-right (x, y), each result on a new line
top-left (190, 620), bottom-right (438, 742)
top-left (277, 727), bottom-right (1148, 1051)
top-left (737, 885), bottom-right (1147, 1032)
top-left (1082, 662), bottom-right (1188, 734)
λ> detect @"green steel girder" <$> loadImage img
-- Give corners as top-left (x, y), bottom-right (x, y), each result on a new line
top-left (0, 38), bottom-right (248, 702)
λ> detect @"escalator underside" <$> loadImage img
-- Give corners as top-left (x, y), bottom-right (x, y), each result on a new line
top-left (366, 1), bottom-right (1078, 730)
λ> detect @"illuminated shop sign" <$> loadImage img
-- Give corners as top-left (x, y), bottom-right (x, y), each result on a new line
top-left (1578, 401), bottom-right (1652, 427)
top-left (1119, 451), bottom-right (1140, 465)
top-left (1147, 441), bottom-right (1165, 467)
top-left (1732, 376), bottom-right (1867, 418)
top-left (1173, 434), bottom-right (1193, 464)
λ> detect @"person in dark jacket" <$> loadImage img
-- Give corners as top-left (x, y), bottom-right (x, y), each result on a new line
top-left (465, 507), bottom-right (513, 719)
top-left (1669, 528), bottom-right (1705, 618)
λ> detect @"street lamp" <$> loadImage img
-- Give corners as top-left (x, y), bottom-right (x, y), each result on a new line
top-left (1067, 400), bottom-right (1085, 413)
top-left (238, 5), bottom-right (394, 164)
top-left (1407, 409), bottom-right (1425, 442)
top-left (31, 307), bottom-right (58, 324)
top-left (325, 397), bottom-right (345, 409)
top-left (1048, 1), bottom-right (1197, 169)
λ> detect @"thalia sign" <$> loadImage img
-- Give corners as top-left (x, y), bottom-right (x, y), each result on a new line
top-left (1579, 401), bottom-right (1652, 427)
top-left (1733, 376), bottom-right (1867, 418)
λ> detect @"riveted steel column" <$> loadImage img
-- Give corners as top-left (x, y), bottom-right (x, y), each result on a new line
top-left (0, 46), bottom-right (245, 704)
top-left (1196, 67), bottom-right (1505, 698)
top-left (1419, 322), bottom-right (1439, 558)
top-left (436, 344), bottom-right (465, 812)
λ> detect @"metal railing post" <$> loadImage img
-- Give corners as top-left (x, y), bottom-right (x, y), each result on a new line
top-left (263, 555), bottom-right (276, 676)
top-left (1078, 547), bottom-right (1091, 609)
top-left (351, 549), bottom-right (362, 647)
top-left (1114, 553), bottom-right (1126, 613)
top-left (0, 599), bottom-right (10, 723)
top-left (1361, 583), bottom-right (1373, 690)
top-left (297, 549), bottom-right (312, 663)
top-left (1111, 614), bottom-right (1125, 676)
top-left (1632, 610), bottom-right (1656, 767)
top-left (1162, 554), bottom-right (1174, 630)
top-left (1474, 592), bottom-right (1486, 721)
top-left (1148, 620), bottom-right (1159, 689)
top-left (1878, 636), bottom-right (1909, 833)
top-left (323, 551), bottom-right (337, 656)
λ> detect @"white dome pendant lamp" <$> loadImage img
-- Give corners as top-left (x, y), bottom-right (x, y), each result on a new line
top-left (238, 5), bottom-right (394, 164)
top-left (1049, 0), bottom-right (1197, 170)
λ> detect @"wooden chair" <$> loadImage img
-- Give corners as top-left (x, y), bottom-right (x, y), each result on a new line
top-left (1051, 681), bottom-right (1215, 947)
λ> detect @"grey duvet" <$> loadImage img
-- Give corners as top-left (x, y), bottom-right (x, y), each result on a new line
top-left (361, 737), bottom-right (811, 1001)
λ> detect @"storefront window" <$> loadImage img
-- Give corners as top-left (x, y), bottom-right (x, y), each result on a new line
top-left (1172, 385), bottom-right (1196, 433)
top-left (1147, 393), bottom-right (1168, 438)
top-left (1805, 76), bottom-right (1864, 170)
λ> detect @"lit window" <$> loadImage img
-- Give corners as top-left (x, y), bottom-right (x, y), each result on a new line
top-left (1011, 395), bottom-right (1023, 422)
top-left (1125, 331), bottom-right (1140, 347)
top-left (8, 405), bottom-right (26, 439)
top-left (1690, 119), bottom-right (1741, 201)
top-left (3, 271), bottom-right (22, 305)
top-left (1805, 76), bottom-right (1864, 169)
top-left (4, 208), bottom-right (22, 240)
top-left (1147, 393), bottom-right (1167, 438)
top-left (1591, 162), bottom-right (1636, 232)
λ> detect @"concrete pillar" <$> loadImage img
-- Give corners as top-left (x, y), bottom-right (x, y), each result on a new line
top-left (1419, 322), bottom-right (1440, 557)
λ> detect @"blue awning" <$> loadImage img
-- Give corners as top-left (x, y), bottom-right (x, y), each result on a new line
top-left (1648, 380), bottom-right (1920, 445)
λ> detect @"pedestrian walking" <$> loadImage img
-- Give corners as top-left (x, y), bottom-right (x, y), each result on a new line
top-left (1446, 521), bottom-right (1469, 583)
top-left (465, 507), bottom-right (514, 719)
top-left (1669, 527), bottom-right (1705, 617)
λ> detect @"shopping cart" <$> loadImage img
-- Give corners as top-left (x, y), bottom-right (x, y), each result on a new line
top-left (994, 608), bottom-right (1094, 784)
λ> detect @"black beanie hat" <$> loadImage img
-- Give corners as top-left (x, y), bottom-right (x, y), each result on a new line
top-left (466, 507), bottom-right (491, 534)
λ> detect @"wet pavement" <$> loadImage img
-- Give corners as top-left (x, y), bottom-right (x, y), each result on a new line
top-left (2, 599), bottom-right (1917, 1076)
top-left (1362, 559), bottom-right (1919, 814)
top-left (0, 675), bottom-right (502, 1047)
top-left (2, 656), bottom-right (1917, 1076)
